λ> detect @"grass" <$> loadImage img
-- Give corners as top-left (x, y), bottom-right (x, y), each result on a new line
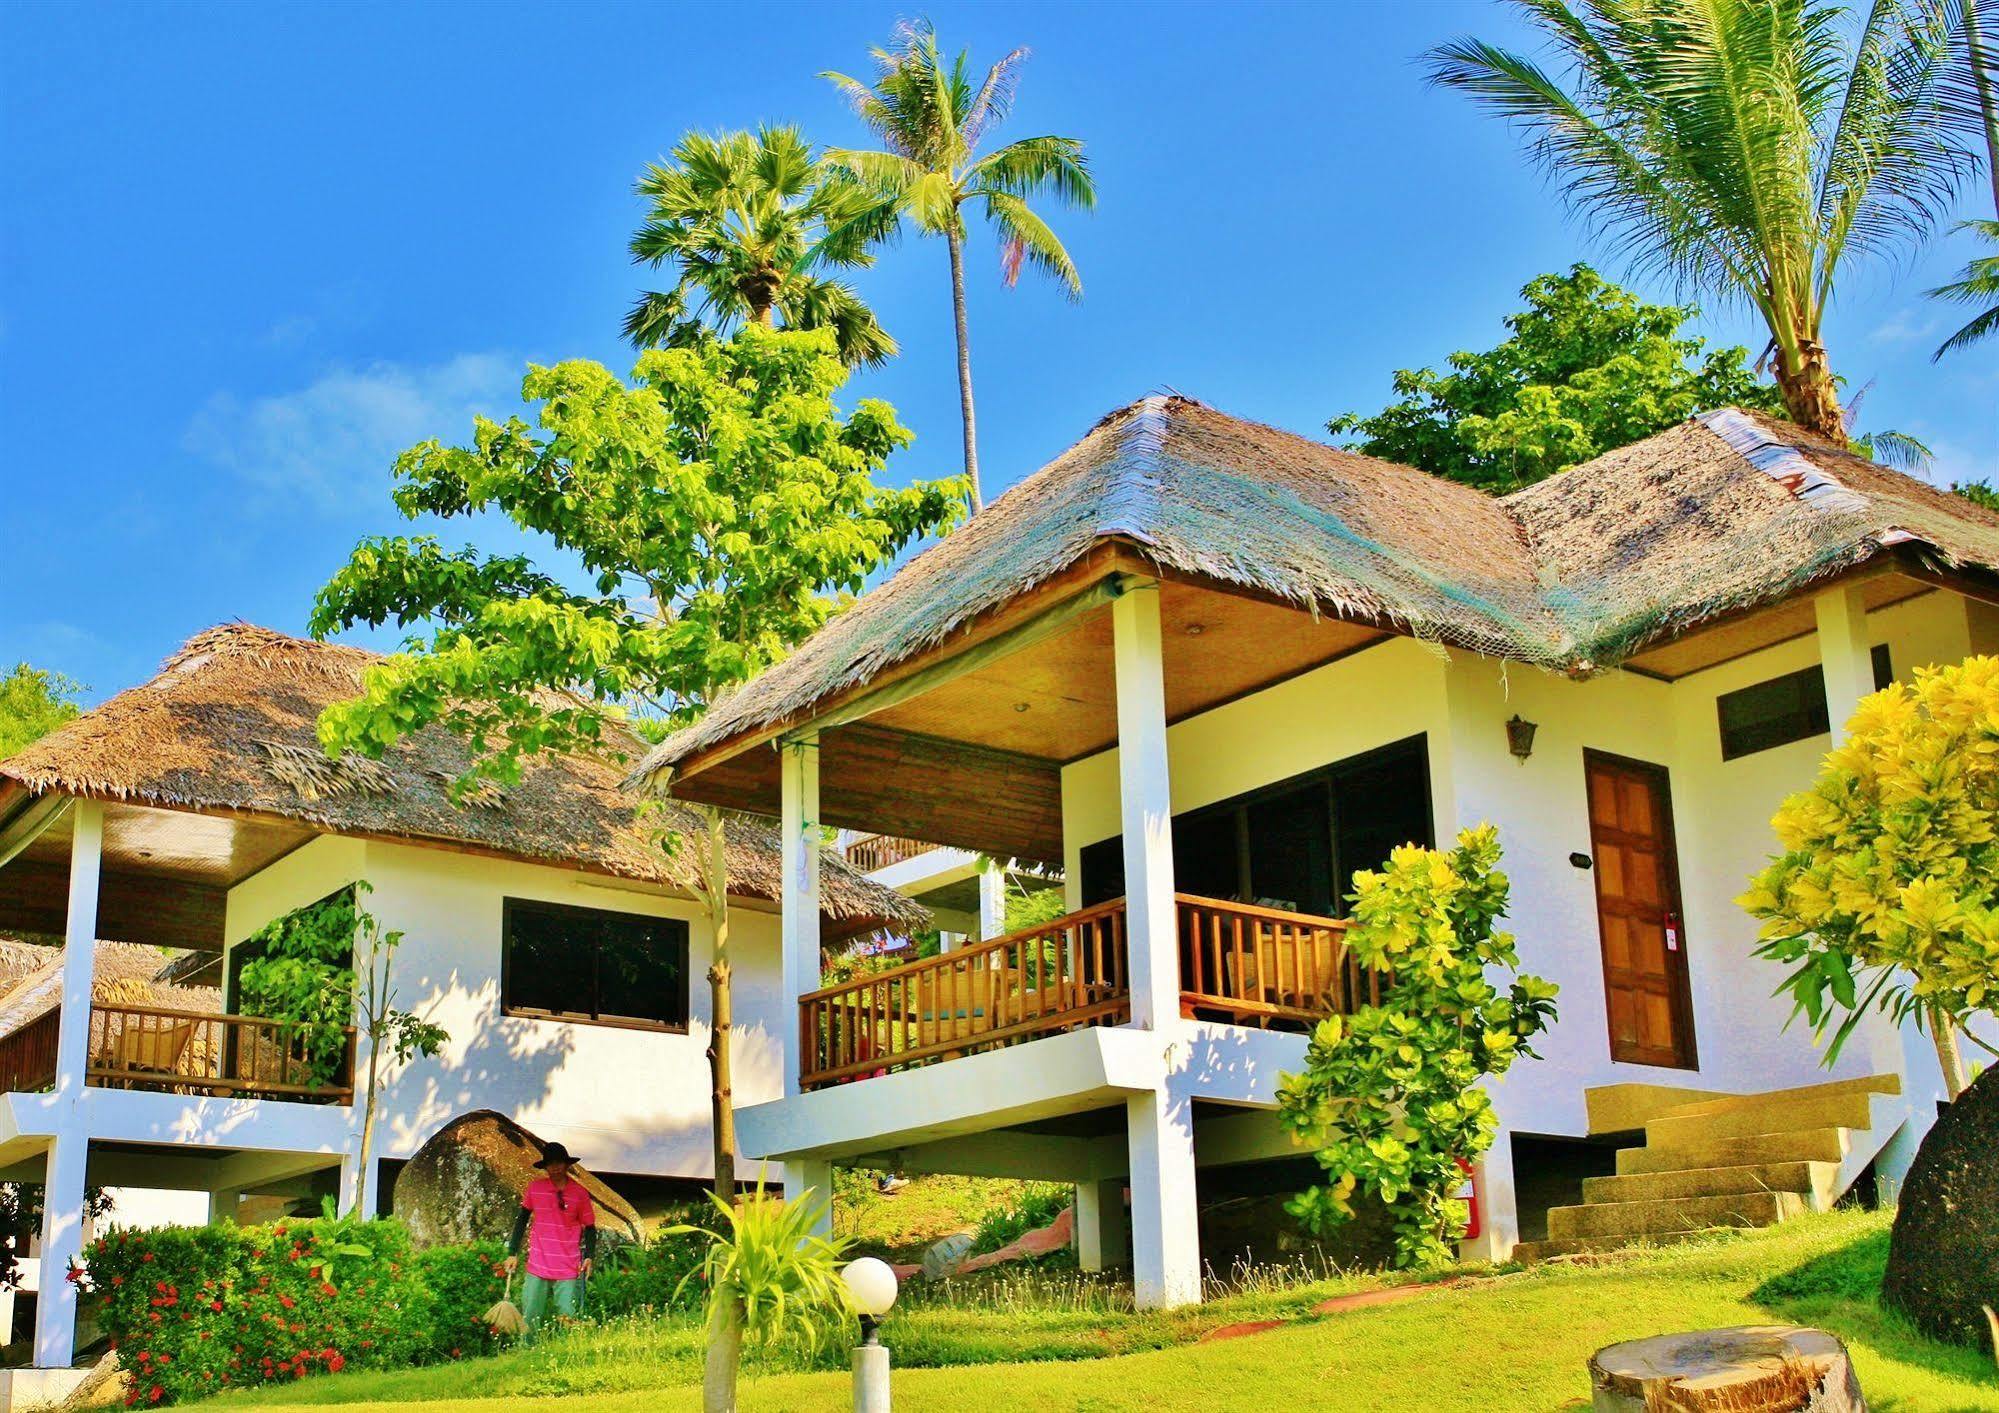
top-left (831, 1172), bottom-right (1057, 1264)
top-left (201, 1210), bottom-right (1999, 1411)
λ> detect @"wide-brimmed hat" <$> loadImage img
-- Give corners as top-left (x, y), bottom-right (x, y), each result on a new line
top-left (533, 1142), bottom-right (579, 1170)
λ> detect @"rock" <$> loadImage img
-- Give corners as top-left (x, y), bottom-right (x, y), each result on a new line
top-left (391, 1109), bottom-right (642, 1250)
top-left (55, 1349), bottom-right (127, 1410)
top-left (1588, 1326), bottom-right (1865, 1411)
top-left (919, 1230), bottom-right (977, 1279)
top-left (1883, 1066), bottom-right (1999, 1348)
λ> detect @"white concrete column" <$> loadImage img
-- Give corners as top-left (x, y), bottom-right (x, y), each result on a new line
top-left (209, 1187), bottom-right (243, 1226)
top-left (1815, 583), bottom-right (1875, 733)
top-left (1112, 585), bottom-right (1179, 1030)
top-left (1125, 1088), bottom-right (1200, 1308)
top-left (978, 862), bottom-right (1007, 941)
top-left (339, 1151), bottom-right (381, 1218)
top-left (780, 736), bottom-right (822, 1098)
top-left (1074, 1177), bottom-right (1129, 1273)
top-left (1459, 1133), bottom-right (1518, 1264)
top-left (790, 1157), bottom-right (834, 1241)
top-left (37, 799), bottom-right (102, 1369)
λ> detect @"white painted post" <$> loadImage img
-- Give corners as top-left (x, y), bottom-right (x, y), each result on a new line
top-left (209, 1188), bottom-right (243, 1226)
top-left (977, 862), bottom-right (1007, 941)
top-left (1460, 1133), bottom-right (1518, 1264)
top-left (1074, 1177), bottom-right (1129, 1273)
top-left (780, 736), bottom-right (822, 1099)
top-left (1815, 584), bottom-right (1875, 733)
top-left (37, 799), bottom-right (102, 1369)
top-left (1111, 585), bottom-right (1178, 1031)
top-left (1125, 1089), bottom-right (1201, 1308)
top-left (791, 1157), bottom-right (835, 1241)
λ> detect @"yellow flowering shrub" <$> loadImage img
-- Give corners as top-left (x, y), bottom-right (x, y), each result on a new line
top-left (1741, 655), bottom-right (1999, 1070)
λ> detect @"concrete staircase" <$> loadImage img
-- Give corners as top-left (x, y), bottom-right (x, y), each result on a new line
top-left (1513, 1075), bottom-right (1905, 1262)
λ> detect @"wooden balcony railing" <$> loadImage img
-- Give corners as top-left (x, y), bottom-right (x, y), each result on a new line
top-left (841, 833), bottom-right (939, 873)
top-left (0, 1007), bottom-right (60, 1094)
top-left (1176, 895), bottom-right (1376, 1026)
top-left (800, 897), bottom-right (1131, 1089)
top-left (798, 893), bottom-right (1378, 1089)
top-left (78, 1003), bottom-right (357, 1103)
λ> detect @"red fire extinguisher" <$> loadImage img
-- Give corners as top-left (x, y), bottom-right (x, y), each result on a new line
top-left (1455, 1157), bottom-right (1481, 1242)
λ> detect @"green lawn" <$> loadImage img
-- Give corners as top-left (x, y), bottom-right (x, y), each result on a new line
top-left (205, 1211), bottom-right (1998, 1412)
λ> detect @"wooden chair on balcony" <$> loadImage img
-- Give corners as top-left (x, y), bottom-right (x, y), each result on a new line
top-left (99, 1018), bottom-right (197, 1087)
top-left (1218, 928), bottom-right (1350, 1027)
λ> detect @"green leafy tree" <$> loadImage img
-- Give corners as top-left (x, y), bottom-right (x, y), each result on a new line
top-left (348, 903), bottom-right (447, 1216)
top-left (310, 327), bottom-right (961, 1410)
top-left (1328, 265), bottom-right (1782, 490)
top-left (1277, 826), bottom-right (1558, 1269)
top-left (1740, 656), bottom-right (1999, 1100)
top-left (826, 20), bottom-right (1096, 510)
top-left (0, 663), bottom-right (83, 758)
top-left (238, 887), bottom-right (364, 1088)
top-left (1928, 217), bottom-right (1999, 355)
top-left (626, 125), bottom-right (898, 368)
top-left (1428, 0), bottom-right (1971, 443)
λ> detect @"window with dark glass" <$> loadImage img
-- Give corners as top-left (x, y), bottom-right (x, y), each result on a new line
top-left (1716, 645), bottom-right (1893, 761)
top-left (502, 899), bottom-right (690, 1031)
top-left (1076, 735), bottom-right (1432, 918)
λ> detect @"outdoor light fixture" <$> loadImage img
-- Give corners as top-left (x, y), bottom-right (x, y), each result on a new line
top-left (841, 1257), bottom-right (899, 1412)
top-left (1506, 715), bottom-right (1538, 763)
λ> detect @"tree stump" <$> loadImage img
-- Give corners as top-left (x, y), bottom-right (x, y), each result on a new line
top-left (1588, 1325), bottom-right (1866, 1411)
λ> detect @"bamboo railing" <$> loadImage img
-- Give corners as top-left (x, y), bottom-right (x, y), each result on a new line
top-left (86, 1003), bottom-right (356, 1103)
top-left (797, 892), bottom-right (1376, 1088)
top-left (1175, 894), bottom-right (1375, 1026)
top-left (841, 833), bottom-right (939, 873)
top-left (799, 898), bottom-right (1131, 1089)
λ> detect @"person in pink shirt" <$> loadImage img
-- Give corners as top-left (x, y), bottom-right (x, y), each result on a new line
top-left (502, 1142), bottom-right (597, 1339)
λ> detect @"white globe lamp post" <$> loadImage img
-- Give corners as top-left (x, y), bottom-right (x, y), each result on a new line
top-left (840, 1256), bottom-right (899, 1412)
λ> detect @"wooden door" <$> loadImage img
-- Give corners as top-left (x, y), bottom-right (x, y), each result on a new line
top-left (1584, 752), bottom-right (1697, 1068)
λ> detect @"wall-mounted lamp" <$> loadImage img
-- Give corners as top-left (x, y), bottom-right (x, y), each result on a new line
top-left (1506, 715), bottom-right (1538, 763)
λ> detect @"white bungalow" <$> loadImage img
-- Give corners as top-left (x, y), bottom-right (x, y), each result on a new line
top-left (0, 624), bottom-right (917, 1380)
top-left (635, 397), bottom-right (1988, 1309)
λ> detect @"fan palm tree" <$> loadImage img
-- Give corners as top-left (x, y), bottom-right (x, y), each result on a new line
top-left (625, 125), bottom-right (898, 367)
top-left (825, 22), bottom-right (1096, 510)
top-left (1427, 0), bottom-right (1971, 442)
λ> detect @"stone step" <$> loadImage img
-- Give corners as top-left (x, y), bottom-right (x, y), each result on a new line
top-left (1546, 1189), bottom-right (1805, 1241)
top-left (1581, 1160), bottom-right (1838, 1209)
top-left (1645, 1092), bottom-right (1876, 1148)
top-left (1616, 1127), bottom-right (1850, 1175)
top-left (1655, 1074), bottom-right (1900, 1121)
top-left (1512, 1229), bottom-right (1723, 1264)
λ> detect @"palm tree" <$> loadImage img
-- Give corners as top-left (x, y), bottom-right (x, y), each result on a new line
top-left (626, 125), bottom-right (898, 367)
top-left (825, 22), bottom-right (1096, 510)
top-left (1427, 0), bottom-right (1971, 442)
top-left (1930, 217), bottom-right (1999, 352)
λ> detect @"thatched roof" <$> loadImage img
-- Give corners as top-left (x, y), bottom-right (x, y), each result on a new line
top-left (0, 938), bottom-right (219, 1041)
top-left (636, 397), bottom-right (1999, 784)
top-left (0, 625), bottom-right (923, 933)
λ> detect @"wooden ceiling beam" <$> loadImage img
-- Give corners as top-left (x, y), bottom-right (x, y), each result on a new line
top-left (0, 858), bottom-right (226, 952)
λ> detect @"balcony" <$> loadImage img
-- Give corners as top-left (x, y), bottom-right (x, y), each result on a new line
top-left (798, 893), bottom-right (1372, 1090)
top-left (841, 832), bottom-right (940, 873)
top-left (0, 1002), bottom-right (356, 1104)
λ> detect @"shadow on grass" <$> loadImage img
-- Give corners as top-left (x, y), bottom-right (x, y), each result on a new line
top-left (1750, 1226), bottom-right (1995, 1411)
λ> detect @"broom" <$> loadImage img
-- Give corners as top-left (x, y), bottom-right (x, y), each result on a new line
top-left (482, 1267), bottom-right (525, 1337)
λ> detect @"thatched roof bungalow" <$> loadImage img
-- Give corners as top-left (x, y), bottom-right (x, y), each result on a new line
top-left (0, 624), bottom-right (925, 954)
top-left (633, 396), bottom-right (1999, 862)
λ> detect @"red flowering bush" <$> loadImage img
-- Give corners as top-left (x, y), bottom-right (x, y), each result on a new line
top-left (80, 1214), bottom-right (451, 1405)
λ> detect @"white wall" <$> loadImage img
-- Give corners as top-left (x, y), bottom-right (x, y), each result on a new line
top-left (222, 838), bottom-right (789, 1186)
top-left (1059, 589), bottom-right (1979, 1141)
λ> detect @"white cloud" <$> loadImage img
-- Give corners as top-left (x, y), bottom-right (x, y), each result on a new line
top-left (185, 353), bottom-right (520, 512)
top-left (1867, 308), bottom-right (1943, 346)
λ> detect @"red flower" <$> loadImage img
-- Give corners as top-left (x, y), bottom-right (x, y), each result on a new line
top-left (279, 1295), bottom-right (295, 1309)
top-left (326, 1352), bottom-right (345, 1373)
top-left (320, 1282), bottom-right (336, 1297)
top-left (147, 1386), bottom-right (162, 1404)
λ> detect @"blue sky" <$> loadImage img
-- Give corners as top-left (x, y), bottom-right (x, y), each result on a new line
top-left (4, 0), bottom-right (1995, 704)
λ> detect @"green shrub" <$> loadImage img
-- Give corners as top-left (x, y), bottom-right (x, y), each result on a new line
top-left (971, 1182), bottom-right (1070, 1256)
top-left (409, 1241), bottom-right (508, 1360)
top-left (589, 1229), bottom-right (708, 1318)
top-left (81, 1213), bottom-right (462, 1405)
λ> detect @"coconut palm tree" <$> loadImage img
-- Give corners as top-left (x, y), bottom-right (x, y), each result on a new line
top-left (1930, 217), bottom-right (1999, 353)
top-left (825, 22), bottom-right (1096, 510)
top-left (1427, 0), bottom-right (1971, 442)
top-left (625, 125), bottom-right (898, 367)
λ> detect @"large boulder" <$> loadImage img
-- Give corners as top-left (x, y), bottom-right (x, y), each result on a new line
top-left (391, 1109), bottom-right (643, 1251)
top-left (1882, 1067), bottom-right (1999, 1346)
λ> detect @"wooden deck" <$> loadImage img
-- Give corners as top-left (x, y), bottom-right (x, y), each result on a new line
top-left (841, 832), bottom-right (940, 872)
top-left (799, 892), bottom-right (1370, 1090)
top-left (0, 1002), bottom-right (355, 1103)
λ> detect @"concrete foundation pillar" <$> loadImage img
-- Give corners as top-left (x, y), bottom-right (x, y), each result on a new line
top-left (791, 1158), bottom-right (835, 1241)
top-left (1126, 1089), bottom-right (1200, 1308)
top-left (1074, 1177), bottom-right (1129, 1273)
top-left (1459, 1132), bottom-right (1518, 1263)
